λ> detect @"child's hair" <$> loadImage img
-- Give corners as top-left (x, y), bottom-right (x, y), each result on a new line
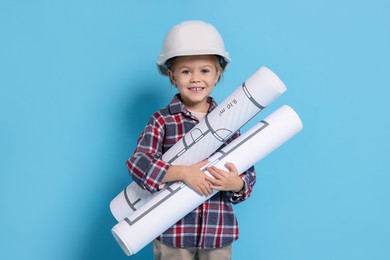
top-left (166, 55), bottom-right (224, 72)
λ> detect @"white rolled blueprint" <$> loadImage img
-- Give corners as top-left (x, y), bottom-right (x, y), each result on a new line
top-left (111, 105), bottom-right (303, 256)
top-left (110, 66), bottom-right (287, 222)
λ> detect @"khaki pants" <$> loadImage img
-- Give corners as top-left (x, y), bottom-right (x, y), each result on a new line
top-left (153, 239), bottom-right (232, 260)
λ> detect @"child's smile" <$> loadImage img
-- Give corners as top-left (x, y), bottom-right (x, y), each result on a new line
top-left (188, 87), bottom-right (205, 91)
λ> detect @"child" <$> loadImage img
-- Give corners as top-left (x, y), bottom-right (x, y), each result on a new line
top-left (126, 20), bottom-right (256, 260)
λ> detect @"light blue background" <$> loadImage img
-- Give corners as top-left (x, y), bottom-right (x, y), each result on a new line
top-left (1, 0), bottom-right (389, 259)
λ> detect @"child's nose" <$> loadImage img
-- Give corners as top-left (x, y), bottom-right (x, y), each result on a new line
top-left (190, 71), bottom-right (201, 82)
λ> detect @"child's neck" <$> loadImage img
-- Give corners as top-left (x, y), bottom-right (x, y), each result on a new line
top-left (185, 101), bottom-right (209, 114)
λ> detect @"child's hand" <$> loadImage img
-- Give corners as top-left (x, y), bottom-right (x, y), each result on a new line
top-left (181, 160), bottom-right (213, 196)
top-left (205, 162), bottom-right (244, 193)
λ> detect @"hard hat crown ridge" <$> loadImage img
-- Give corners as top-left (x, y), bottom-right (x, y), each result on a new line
top-left (157, 20), bottom-right (230, 75)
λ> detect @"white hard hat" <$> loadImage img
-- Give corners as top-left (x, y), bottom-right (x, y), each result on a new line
top-left (156, 20), bottom-right (230, 75)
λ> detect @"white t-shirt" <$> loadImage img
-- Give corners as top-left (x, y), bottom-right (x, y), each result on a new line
top-left (189, 110), bottom-right (207, 121)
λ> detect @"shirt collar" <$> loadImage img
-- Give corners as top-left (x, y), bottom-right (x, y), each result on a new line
top-left (168, 94), bottom-right (218, 116)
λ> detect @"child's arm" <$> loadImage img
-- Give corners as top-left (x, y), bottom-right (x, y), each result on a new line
top-left (161, 160), bottom-right (213, 196)
top-left (206, 163), bottom-right (256, 203)
top-left (203, 129), bottom-right (256, 203)
top-left (205, 162), bottom-right (244, 193)
top-left (127, 113), bottom-right (170, 193)
top-left (127, 112), bottom-right (215, 196)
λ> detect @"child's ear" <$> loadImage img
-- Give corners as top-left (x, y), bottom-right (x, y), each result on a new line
top-left (168, 70), bottom-right (176, 85)
top-left (215, 70), bottom-right (222, 85)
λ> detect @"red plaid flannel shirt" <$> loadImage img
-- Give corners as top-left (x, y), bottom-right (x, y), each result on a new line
top-left (126, 94), bottom-right (256, 249)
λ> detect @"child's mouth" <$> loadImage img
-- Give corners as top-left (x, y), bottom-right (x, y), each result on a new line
top-left (188, 87), bottom-right (205, 91)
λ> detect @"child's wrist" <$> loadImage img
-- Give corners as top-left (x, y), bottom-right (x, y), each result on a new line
top-left (232, 178), bottom-right (244, 193)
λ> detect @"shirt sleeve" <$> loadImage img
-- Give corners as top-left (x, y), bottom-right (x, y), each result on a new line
top-left (226, 165), bottom-right (256, 204)
top-left (126, 113), bottom-right (170, 193)
top-left (223, 131), bottom-right (257, 204)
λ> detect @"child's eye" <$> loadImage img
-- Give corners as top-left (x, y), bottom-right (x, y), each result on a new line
top-left (201, 69), bottom-right (210, 73)
top-left (181, 69), bottom-right (190, 74)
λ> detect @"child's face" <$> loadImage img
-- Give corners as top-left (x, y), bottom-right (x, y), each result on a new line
top-left (168, 55), bottom-right (221, 112)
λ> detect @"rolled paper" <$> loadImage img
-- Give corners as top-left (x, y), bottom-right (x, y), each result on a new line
top-left (111, 105), bottom-right (303, 256)
top-left (110, 66), bottom-right (287, 221)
